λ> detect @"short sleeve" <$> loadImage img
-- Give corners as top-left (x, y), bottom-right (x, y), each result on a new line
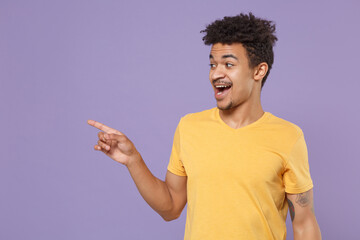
top-left (283, 133), bottom-right (313, 194)
top-left (167, 119), bottom-right (187, 176)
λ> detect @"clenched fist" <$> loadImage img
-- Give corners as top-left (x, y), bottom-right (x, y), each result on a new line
top-left (87, 119), bottom-right (141, 166)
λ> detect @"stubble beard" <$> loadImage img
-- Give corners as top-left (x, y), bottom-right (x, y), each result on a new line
top-left (218, 101), bottom-right (233, 111)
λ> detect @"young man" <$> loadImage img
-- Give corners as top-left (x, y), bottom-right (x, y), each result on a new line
top-left (88, 12), bottom-right (321, 240)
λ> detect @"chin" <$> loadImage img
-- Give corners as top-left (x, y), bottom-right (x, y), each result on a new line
top-left (217, 101), bottom-right (233, 110)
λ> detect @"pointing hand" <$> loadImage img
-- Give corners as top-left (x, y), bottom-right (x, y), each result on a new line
top-left (87, 119), bottom-right (140, 166)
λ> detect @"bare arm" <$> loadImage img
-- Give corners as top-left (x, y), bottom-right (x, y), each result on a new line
top-left (127, 159), bottom-right (187, 221)
top-left (87, 119), bottom-right (187, 221)
top-left (286, 188), bottom-right (322, 240)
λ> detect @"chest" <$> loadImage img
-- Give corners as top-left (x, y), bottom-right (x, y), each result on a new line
top-left (180, 130), bottom-right (285, 187)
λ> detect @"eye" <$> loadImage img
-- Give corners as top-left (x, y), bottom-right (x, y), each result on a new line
top-left (225, 63), bottom-right (234, 68)
top-left (209, 63), bottom-right (216, 68)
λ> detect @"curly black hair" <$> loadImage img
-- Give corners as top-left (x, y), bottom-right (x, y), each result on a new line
top-left (200, 12), bottom-right (278, 89)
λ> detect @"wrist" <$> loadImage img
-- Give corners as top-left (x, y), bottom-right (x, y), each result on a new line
top-left (125, 151), bottom-right (142, 169)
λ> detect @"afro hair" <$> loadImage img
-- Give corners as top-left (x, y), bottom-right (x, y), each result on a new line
top-left (201, 12), bottom-right (278, 89)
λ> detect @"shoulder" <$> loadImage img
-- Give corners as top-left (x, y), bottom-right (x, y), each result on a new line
top-left (175, 107), bottom-right (217, 133)
top-left (267, 112), bottom-right (304, 141)
top-left (180, 107), bottom-right (216, 124)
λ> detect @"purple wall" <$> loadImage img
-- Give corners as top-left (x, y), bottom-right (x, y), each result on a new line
top-left (1, 0), bottom-right (359, 239)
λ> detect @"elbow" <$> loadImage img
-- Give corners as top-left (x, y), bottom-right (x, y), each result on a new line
top-left (162, 216), bottom-right (177, 222)
top-left (161, 212), bottom-right (180, 222)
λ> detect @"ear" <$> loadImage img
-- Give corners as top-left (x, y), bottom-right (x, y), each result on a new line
top-left (253, 62), bottom-right (268, 82)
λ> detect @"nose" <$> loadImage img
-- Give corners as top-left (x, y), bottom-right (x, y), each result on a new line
top-left (210, 65), bottom-right (226, 81)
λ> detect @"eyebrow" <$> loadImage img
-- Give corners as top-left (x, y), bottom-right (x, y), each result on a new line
top-left (209, 54), bottom-right (238, 61)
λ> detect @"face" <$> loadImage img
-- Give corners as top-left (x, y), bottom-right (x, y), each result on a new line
top-left (209, 43), bottom-right (261, 111)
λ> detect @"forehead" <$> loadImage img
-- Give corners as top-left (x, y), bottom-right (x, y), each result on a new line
top-left (209, 43), bottom-right (246, 59)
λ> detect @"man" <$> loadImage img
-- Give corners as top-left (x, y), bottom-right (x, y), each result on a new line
top-left (88, 12), bottom-right (321, 240)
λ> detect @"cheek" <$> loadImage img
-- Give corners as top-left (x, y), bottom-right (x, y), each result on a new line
top-left (231, 71), bottom-right (253, 93)
top-left (231, 85), bottom-right (246, 99)
top-left (231, 81), bottom-right (253, 100)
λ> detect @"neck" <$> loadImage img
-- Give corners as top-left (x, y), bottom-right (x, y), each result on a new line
top-left (218, 94), bottom-right (264, 129)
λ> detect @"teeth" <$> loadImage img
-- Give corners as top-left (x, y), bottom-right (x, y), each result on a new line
top-left (215, 85), bottom-right (231, 88)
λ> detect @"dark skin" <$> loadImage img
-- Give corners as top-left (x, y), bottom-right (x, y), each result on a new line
top-left (287, 189), bottom-right (321, 239)
top-left (87, 119), bottom-right (187, 221)
top-left (287, 189), bottom-right (315, 222)
top-left (209, 43), bottom-right (267, 129)
top-left (209, 42), bottom-right (321, 239)
top-left (88, 42), bottom-right (321, 239)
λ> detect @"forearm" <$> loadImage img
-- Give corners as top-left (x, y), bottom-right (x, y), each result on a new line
top-left (293, 221), bottom-right (322, 240)
top-left (126, 153), bottom-right (175, 220)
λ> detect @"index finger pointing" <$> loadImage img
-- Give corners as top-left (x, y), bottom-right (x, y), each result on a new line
top-left (87, 119), bottom-right (123, 134)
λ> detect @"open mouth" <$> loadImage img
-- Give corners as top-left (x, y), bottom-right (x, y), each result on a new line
top-left (214, 84), bottom-right (232, 99)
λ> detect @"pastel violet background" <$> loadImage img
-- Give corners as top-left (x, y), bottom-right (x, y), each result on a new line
top-left (1, 0), bottom-right (359, 239)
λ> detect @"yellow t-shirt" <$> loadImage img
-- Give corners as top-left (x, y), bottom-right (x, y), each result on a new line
top-left (167, 107), bottom-right (313, 240)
